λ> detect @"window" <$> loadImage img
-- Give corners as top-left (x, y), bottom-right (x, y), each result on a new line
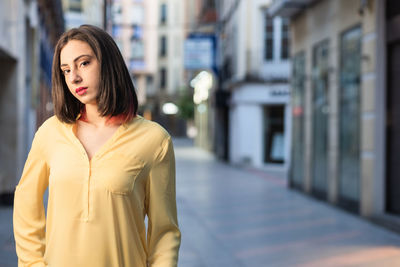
top-left (311, 39), bottom-right (330, 197)
top-left (69, 0), bottom-right (82, 12)
top-left (160, 68), bottom-right (167, 89)
top-left (112, 25), bottom-right (122, 38)
top-left (112, 3), bottom-right (123, 24)
top-left (264, 106), bottom-right (285, 164)
top-left (160, 36), bottom-right (167, 57)
top-left (131, 40), bottom-right (144, 60)
top-left (131, 25), bottom-right (143, 40)
top-left (130, 5), bottom-right (144, 24)
top-left (291, 52), bottom-right (306, 186)
top-left (146, 75), bottom-right (154, 86)
top-left (264, 16), bottom-right (274, 60)
top-left (338, 26), bottom-right (361, 209)
top-left (160, 3), bottom-right (167, 24)
top-left (281, 18), bottom-right (290, 59)
top-left (146, 75), bottom-right (155, 95)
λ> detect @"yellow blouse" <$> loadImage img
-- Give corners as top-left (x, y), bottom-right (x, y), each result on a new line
top-left (13, 115), bottom-right (181, 267)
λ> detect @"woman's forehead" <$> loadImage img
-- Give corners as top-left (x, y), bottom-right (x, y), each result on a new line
top-left (60, 40), bottom-right (95, 64)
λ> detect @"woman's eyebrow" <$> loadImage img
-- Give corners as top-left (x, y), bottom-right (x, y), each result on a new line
top-left (60, 54), bottom-right (92, 67)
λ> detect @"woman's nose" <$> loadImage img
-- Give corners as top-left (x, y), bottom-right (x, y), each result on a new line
top-left (69, 69), bottom-right (82, 84)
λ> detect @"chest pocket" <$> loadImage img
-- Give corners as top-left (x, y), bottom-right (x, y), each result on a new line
top-left (97, 154), bottom-right (145, 195)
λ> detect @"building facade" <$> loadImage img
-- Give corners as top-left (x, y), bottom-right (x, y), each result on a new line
top-left (183, 0), bottom-right (218, 150)
top-left (154, 0), bottom-right (186, 136)
top-left (216, 0), bottom-right (292, 171)
top-left (107, 0), bottom-right (185, 135)
top-left (0, 0), bottom-right (64, 203)
top-left (270, 0), bottom-right (400, 229)
top-left (108, 0), bottom-right (156, 109)
top-left (62, 0), bottom-right (104, 29)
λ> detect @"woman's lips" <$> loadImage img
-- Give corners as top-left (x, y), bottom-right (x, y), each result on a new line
top-left (75, 87), bottom-right (87, 96)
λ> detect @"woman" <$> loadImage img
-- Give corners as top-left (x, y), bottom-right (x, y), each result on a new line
top-left (13, 25), bottom-right (181, 267)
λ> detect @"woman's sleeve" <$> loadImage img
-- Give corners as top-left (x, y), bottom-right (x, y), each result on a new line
top-left (145, 136), bottom-right (181, 267)
top-left (13, 129), bottom-right (49, 267)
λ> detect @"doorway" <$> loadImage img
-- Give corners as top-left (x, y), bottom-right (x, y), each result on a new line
top-left (386, 0), bottom-right (400, 215)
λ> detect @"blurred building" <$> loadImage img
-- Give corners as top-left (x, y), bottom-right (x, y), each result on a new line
top-left (0, 0), bottom-right (64, 204)
top-left (270, 0), bottom-right (400, 230)
top-left (216, 0), bottom-right (292, 171)
top-left (107, 0), bottom-right (185, 135)
top-left (155, 0), bottom-right (185, 134)
top-left (184, 0), bottom-right (218, 150)
top-left (62, 0), bottom-right (104, 29)
top-left (107, 0), bottom-right (155, 108)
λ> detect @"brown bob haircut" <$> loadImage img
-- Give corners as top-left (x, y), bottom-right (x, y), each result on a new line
top-left (52, 24), bottom-right (138, 123)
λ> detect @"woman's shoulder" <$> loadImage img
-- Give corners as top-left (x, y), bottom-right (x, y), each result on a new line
top-left (131, 115), bottom-right (171, 141)
top-left (37, 115), bottom-right (63, 131)
top-left (35, 115), bottom-right (68, 138)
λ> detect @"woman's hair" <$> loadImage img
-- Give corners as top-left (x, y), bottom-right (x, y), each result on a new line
top-left (52, 24), bottom-right (138, 123)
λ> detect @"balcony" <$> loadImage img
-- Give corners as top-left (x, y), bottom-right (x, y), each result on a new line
top-left (268, 0), bottom-right (320, 17)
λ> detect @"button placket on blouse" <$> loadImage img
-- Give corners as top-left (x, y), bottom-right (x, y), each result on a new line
top-left (70, 124), bottom-right (93, 222)
top-left (81, 147), bottom-right (90, 222)
top-left (85, 157), bottom-right (91, 222)
top-left (75, 139), bottom-right (91, 222)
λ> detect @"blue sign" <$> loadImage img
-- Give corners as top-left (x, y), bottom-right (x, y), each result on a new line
top-left (184, 34), bottom-right (217, 74)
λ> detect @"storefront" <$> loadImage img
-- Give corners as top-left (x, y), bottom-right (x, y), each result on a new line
top-left (386, 0), bottom-right (400, 216)
top-left (270, 0), bottom-right (382, 218)
top-left (338, 26), bottom-right (362, 211)
top-left (229, 83), bottom-right (291, 170)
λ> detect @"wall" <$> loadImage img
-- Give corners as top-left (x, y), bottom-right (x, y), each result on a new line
top-left (0, 0), bottom-right (63, 199)
top-left (290, 0), bottom-right (379, 215)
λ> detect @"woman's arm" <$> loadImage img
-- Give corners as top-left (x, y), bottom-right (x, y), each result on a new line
top-left (13, 129), bottom-right (49, 267)
top-left (145, 136), bottom-right (181, 267)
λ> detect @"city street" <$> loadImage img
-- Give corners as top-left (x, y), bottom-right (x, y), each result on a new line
top-left (175, 139), bottom-right (400, 267)
top-left (2, 139), bottom-right (400, 266)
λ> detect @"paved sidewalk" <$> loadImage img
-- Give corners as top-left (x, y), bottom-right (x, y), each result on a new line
top-left (174, 139), bottom-right (400, 267)
top-left (0, 207), bottom-right (16, 267)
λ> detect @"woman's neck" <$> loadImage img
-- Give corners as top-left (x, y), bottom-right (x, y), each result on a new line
top-left (80, 104), bottom-right (129, 127)
top-left (82, 104), bottom-right (109, 128)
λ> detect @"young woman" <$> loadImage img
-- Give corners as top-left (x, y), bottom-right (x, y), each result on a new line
top-left (13, 25), bottom-right (181, 267)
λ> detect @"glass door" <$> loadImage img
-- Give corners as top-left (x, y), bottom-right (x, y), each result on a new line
top-left (339, 26), bottom-right (361, 210)
top-left (312, 40), bottom-right (329, 197)
top-left (264, 106), bottom-right (285, 164)
top-left (291, 52), bottom-right (306, 187)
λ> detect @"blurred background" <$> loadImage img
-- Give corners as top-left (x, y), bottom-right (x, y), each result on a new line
top-left (2, 0), bottom-right (400, 266)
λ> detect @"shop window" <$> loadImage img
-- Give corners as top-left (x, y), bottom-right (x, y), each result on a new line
top-left (338, 26), bottom-right (361, 210)
top-left (311, 39), bottom-right (330, 198)
top-left (291, 51), bottom-right (306, 186)
top-left (264, 105), bottom-right (285, 164)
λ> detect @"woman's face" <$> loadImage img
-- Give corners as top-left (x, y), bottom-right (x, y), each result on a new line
top-left (60, 40), bottom-right (100, 105)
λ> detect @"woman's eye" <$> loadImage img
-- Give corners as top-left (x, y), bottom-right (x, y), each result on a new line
top-left (62, 69), bottom-right (70, 75)
top-left (81, 61), bottom-right (90, 67)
